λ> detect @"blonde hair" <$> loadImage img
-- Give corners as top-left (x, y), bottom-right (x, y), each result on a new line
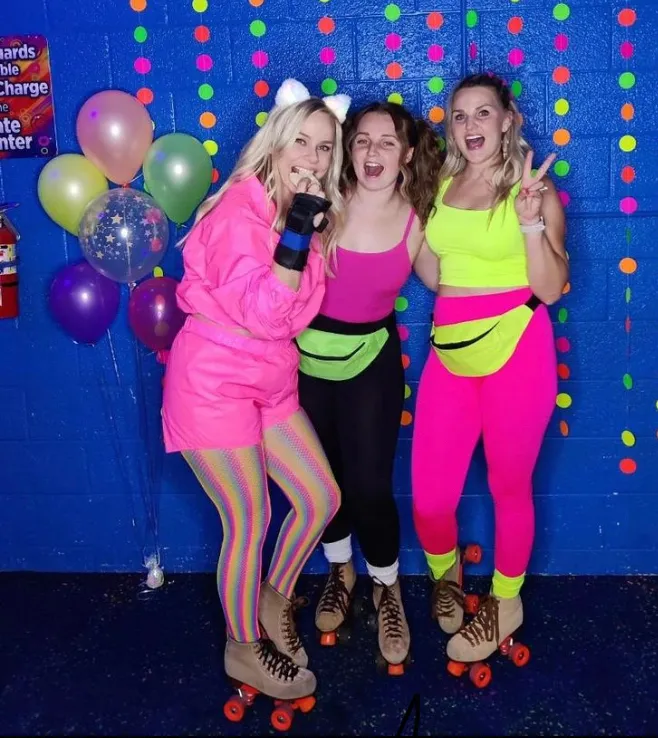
top-left (440, 73), bottom-right (531, 220)
top-left (180, 98), bottom-right (345, 270)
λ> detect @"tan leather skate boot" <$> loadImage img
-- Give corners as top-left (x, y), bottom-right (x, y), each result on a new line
top-left (258, 581), bottom-right (308, 668)
top-left (373, 578), bottom-right (410, 672)
top-left (315, 561), bottom-right (356, 641)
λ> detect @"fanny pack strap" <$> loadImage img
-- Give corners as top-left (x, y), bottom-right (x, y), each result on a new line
top-left (308, 311), bottom-right (394, 336)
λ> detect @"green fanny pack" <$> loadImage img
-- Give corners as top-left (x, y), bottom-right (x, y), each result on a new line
top-left (430, 294), bottom-right (542, 378)
top-left (296, 312), bottom-right (393, 381)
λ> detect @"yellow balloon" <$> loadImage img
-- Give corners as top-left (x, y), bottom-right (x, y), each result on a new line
top-left (37, 154), bottom-right (109, 235)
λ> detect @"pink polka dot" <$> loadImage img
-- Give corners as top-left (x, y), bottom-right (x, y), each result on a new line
top-left (469, 42), bottom-right (478, 60)
top-left (398, 325), bottom-right (409, 341)
top-left (196, 54), bottom-right (213, 72)
top-left (133, 57), bottom-right (151, 74)
top-left (427, 44), bottom-right (444, 62)
top-left (620, 41), bottom-right (634, 59)
top-left (558, 190), bottom-right (570, 207)
top-left (554, 33), bottom-right (569, 52)
top-left (385, 33), bottom-right (402, 51)
top-left (319, 47), bottom-right (336, 65)
top-left (620, 196), bottom-right (638, 215)
top-left (508, 48), bottom-right (524, 66)
top-left (251, 50), bottom-right (269, 69)
top-left (556, 337), bottom-right (571, 353)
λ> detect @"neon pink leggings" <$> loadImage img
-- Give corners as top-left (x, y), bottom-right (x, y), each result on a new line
top-left (411, 288), bottom-right (557, 578)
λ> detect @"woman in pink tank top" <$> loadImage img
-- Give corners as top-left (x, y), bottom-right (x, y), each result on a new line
top-left (295, 101), bottom-right (443, 673)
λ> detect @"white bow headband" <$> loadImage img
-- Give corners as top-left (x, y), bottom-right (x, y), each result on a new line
top-left (274, 78), bottom-right (351, 124)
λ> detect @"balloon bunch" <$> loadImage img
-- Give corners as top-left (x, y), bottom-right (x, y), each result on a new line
top-left (40, 89), bottom-right (212, 350)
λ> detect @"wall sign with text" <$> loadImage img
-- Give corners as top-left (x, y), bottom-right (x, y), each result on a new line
top-left (0, 34), bottom-right (57, 159)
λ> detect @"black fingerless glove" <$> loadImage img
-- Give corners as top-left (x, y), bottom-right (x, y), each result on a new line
top-left (273, 193), bottom-right (332, 272)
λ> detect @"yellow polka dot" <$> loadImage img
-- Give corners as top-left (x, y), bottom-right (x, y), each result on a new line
top-left (619, 135), bottom-right (636, 152)
top-left (203, 140), bottom-right (219, 156)
top-left (621, 430), bottom-right (636, 447)
top-left (404, 384), bottom-right (411, 399)
top-left (556, 392), bottom-right (572, 409)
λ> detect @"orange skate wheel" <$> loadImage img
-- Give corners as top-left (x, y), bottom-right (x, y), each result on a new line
top-left (469, 662), bottom-right (492, 688)
top-left (464, 544), bottom-right (482, 564)
top-left (464, 594), bottom-right (480, 614)
top-left (447, 660), bottom-right (468, 678)
top-left (296, 695), bottom-right (316, 713)
top-left (388, 662), bottom-right (405, 676)
top-left (271, 703), bottom-right (294, 731)
top-left (224, 696), bottom-right (246, 722)
top-left (319, 631), bottom-right (337, 646)
top-left (509, 642), bottom-right (530, 667)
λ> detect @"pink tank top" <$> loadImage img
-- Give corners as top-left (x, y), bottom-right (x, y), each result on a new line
top-left (320, 208), bottom-right (415, 323)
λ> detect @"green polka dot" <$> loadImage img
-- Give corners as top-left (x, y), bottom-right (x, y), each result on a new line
top-left (625, 227), bottom-right (632, 245)
top-left (554, 98), bottom-right (569, 116)
top-left (192, 0), bottom-right (208, 12)
top-left (556, 393), bottom-right (572, 409)
top-left (625, 287), bottom-right (632, 304)
top-left (510, 80), bottom-right (522, 98)
top-left (438, 136), bottom-right (446, 151)
top-left (621, 430), bottom-right (635, 447)
top-left (153, 266), bottom-right (164, 278)
top-left (198, 83), bottom-right (214, 100)
top-left (203, 140), bottom-right (218, 156)
top-left (554, 160), bottom-right (570, 177)
top-left (619, 72), bottom-right (635, 90)
top-left (321, 78), bottom-right (338, 95)
top-left (553, 3), bottom-right (570, 21)
top-left (619, 135), bottom-right (636, 152)
top-left (255, 111), bottom-right (268, 127)
top-left (466, 9), bottom-right (478, 28)
top-left (623, 373), bottom-right (633, 390)
top-left (134, 26), bottom-right (148, 43)
top-left (427, 77), bottom-right (444, 94)
top-left (384, 4), bottom-right (401, 21)
top-left (395, 296), bottom-right (408, 312)
top-left (250, 20), bottom-right (266, 37)
top-left (558, 307), bottom-right (568, 323)
top-left (388, 92), bottom-right (403, 104)
top-left (404, 384), bottom-right (412, 399)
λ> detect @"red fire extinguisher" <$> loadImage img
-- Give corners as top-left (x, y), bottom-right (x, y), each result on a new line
top-left (0, 202), bottom-right (19, 320)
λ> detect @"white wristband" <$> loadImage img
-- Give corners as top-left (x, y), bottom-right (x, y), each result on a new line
top-left (520, 217), bottom-right (546, 235)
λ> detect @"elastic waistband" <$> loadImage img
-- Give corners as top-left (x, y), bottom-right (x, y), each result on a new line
top-left (433, 288), bottom-right (537, 326)
top-left (308, 311), bottom-right (395, 336)
top-left (184, 315), bottom-right (290, 355)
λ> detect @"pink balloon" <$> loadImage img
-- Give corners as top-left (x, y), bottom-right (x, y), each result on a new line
top-left (128, 276), bottom-right (186, 352)
top-left (76, 90), bottom-right (153, 185)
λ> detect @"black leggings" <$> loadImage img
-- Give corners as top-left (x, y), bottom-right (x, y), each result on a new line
top-left (297, 314), bottom-right (404, 568)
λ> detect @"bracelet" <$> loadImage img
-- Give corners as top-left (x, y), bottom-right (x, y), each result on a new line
top-left (520, 217), bottom-right (546, 235)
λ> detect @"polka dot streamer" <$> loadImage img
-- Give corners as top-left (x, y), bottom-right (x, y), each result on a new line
top-left (395, 293), bottom-right (412, 427)
top-left (618, 6), bottom-right (638, 472)
top-left (130, 0), bottom-right (153, 108)
top-left (249, 3), bottom-right (271, 131)
top-left (384, 3), bottom-right (403, 103)
top-left (193, 0), bottom-right (218, 183)
top-left (317, 5), bottom-right (338, 104)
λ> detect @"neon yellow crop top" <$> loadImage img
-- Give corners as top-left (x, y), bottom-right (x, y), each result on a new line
top-left (425, 177), bottom-right (529, 288)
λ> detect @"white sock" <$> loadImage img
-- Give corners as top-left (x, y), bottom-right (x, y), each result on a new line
top-left (322, 535), bottom-right (352, 564)
top-left (366, 560), bottom-right (399, 586)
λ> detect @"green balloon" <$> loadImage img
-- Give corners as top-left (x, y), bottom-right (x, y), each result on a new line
top-left (37, 153), bottom-right (109, 235)
top-left (142, 133), bottom-right (213, 224)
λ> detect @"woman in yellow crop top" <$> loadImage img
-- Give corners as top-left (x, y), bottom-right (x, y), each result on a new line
top-left (411, 72), bottom-right (569, 674)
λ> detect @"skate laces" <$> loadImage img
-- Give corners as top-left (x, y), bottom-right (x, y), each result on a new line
top-left (459, 594), bottom-right (499, 647)
top-left (374, 580), bottom-right (403, 640)
top-left (432, 578), bottom-right (464, 619)
top-left (317, 564), bottom-right (350, 617)
top-left (282, 596), bottom-right (308, 655)
top-left (256, 638), bottom-right (300, 681)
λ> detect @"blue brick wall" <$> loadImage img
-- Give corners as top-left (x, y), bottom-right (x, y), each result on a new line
top-left (1, 0), bottom-right (657, 576)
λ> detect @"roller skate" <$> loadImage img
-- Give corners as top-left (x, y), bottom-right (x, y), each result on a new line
top-left (223, 636), bottom-right (317, 731)
top-left (368, 578), bottom-right (411, 676)
top-left (445, 593), bottom-right (530, 689)
top-left (431, 544), bottom-right (482, 634)
top-left (258, 580), bottom-right (309, 667)
top-left (315, 560), bottom-right (358, 646)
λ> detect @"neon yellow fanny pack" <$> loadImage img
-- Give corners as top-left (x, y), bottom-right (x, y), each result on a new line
top-left (430, 295), bottom-right (541, 377)
top-left (296, 313), bottom-right (392, 381)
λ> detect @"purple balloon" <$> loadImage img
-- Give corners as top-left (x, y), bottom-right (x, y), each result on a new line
top-left (128, 276), bottom-right (185, 352)
top-left (49, 260), bottom-right (120, 344)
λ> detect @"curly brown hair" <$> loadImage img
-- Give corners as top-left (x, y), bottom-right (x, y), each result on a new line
top-left (341, 101), bottom-right (444, 228)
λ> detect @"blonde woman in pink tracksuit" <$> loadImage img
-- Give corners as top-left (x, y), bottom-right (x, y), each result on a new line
top-left (161, 80), bottom-right (351, 710)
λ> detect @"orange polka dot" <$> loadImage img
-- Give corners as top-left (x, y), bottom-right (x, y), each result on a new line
top-left (508, 16), bottom-right (523, 34)
top-left (427, 11), bottom-right (444, 30)
top-left (552, 66), bottom-right (570, 84)
top-left (619, 257), bottom-right (637, 274)
top-left (562, 281), bottom-right (571, 294)
top-left (559, 420), bottom-right (569, 437)
top-left (553, 128), bottom-right (571, 146)
top-left (429, 106), bottom-right (444, 123)
top-left (136, 87), bottom-right (153, 105)
top-left (620, 458), bottom-right (637, 474)
top-left (130, 0), bottom-right (147, 10)
top-left (557, 363), bottom-right (570, 380)
top-left (386, 62), bottom-right (403, 80)
top-left (194, 25), bottom-right (210, 43)
top-left (211, 168), bottom-right (220, 184)
top-left (254, 80), bottom-right (269, 97)
top-left (618, 9), bottom-right (636, 27)
top-left (621, 103), bottom-right (634, 121)
top-left (249, 0), bottom-right (264, 6)
top-left (625, 316), bottom-right (632, 333)
top-left (318, 16), bottom-right (335, 34)
top-left (199, 112), bottom-right (216, 128)
top-left (401, 354), bottom-right (410, 369)
top-left (621, 166), bottom-right (635, 184)
top-left (401, 410), bottom-right (413, 426)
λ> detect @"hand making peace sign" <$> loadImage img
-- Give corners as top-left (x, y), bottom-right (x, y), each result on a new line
top-left (514, 150), bottom-right (557, 226)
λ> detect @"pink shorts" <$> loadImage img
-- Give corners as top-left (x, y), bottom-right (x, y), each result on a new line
top-left (161, 316), bottom-right (300, 452)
